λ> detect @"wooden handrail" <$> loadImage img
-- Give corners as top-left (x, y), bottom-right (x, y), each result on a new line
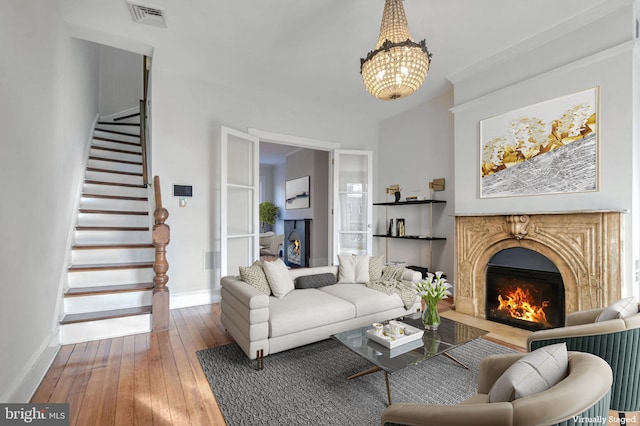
top-left (152, 175), bottom-right (170, 332)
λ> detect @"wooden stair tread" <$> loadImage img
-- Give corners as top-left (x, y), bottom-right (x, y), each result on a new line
top-left (92, 136), bottom-right (140, 147)
top-left (97, 121), bottom-right (141, 127)
top-left (75, 225), bottom-right (149, 231)
top-left (82, 193), bottom-right (147, 201)
top-left (89, 155), bottom-right (143, 166)
top-left (84, 180), bottom-right (147, 189)
top-left (91, 145), bottom-right (141, 155)
top-left (113, 112), bottom-right (141, 121)
top-left (60, 305), bottom-right (152, 324)
top-left (72, 243), bottom-right (154, 250)
top-left (79, 208), bottom-right (148, 215)
top-left (65, 283), bottom-right (154, 297)
top-left (68, 262), bottom-right (153, 272)
top-left (87, 167), bottom-right (143, 177)
top-left (94, 128), bottom-right (139, 137)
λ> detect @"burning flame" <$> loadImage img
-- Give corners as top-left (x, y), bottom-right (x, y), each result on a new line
top-left (497, 287), bottom-right (551, 327)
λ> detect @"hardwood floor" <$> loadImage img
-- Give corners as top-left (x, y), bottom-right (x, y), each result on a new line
top-left (31, 303), bottom-right (638, 425)
top-left (32, 304), bottom-right (232, 425)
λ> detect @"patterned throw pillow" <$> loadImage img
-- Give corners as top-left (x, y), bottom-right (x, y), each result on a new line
top-left (369, 256), bottom-right (384, 281)
top-left (239, 262), bottom-right (271, 296)
top-left (596, 297), bottom-right (638, 322)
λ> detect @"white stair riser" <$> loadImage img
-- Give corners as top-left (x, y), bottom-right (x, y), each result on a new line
top-left (67, 268), bottom-right (155, 287)
top-left (95, 123), bottom-right (140, 133)
top-left (87, 159), bottom-right (142, 174)
top-left (85, 170), bottom-right (144, 186)
top-left (80, 197), bottom-right (148, 211)
top-left (90, 148), bottom-right (142, 163)
top-left (91, 139), bottom-right (142, 158)
top-left (82, 183), bottom-right (147, 198)
top-left (74, 230), bottom-right (151, 244)
top-left (60, 314), bottom-right (151, 345)
top-left (64, 291), bottom-right (152, 314)
top-left (71, 247), bottom-right (155, 264)
top-left (77, 213), bottom-right (150, 227)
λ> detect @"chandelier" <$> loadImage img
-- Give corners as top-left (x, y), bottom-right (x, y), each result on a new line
top-left (360, 0), bottom-right (432, 101)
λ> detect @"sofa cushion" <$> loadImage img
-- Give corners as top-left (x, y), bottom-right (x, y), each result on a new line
top-left (263, 258), bottom-right (294, 299)
top-left (269, 289), bottom-right (356, 337)
top-left (488, 343), bottom-right (568, 402)
top-left (596, 297), bottom-right (638, 322)
top-left (338, 254), bottom-right (370, 283)
top-left (238, 261), bottom-right (271, 296)
top-left (369, 255), bottom-right (384, 281)
top-left (295, 273), bottom-right (337, 289)
top-left (319, 284), bottom-right (404, 317)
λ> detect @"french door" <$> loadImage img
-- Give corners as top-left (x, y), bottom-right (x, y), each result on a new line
top-left (332, 150), bottom-right (373, 264)
top-left (220, 126), bottom-right (260, 277)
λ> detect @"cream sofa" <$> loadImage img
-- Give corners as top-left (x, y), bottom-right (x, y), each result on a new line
top-left (220, 265), bottom-right (421, 363)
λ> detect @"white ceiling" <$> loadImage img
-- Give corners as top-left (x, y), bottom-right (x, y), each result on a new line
top-left (62, 0), bottom-right (611, 122)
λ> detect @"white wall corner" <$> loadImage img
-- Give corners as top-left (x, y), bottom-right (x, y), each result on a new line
top-left (1, 331), bottom-right (60, 403)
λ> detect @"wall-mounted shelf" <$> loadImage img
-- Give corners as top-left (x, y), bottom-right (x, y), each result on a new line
top-left (373, 199), bottom-right (446, 206)
top-left (373, 234), bottom-right (446, 240)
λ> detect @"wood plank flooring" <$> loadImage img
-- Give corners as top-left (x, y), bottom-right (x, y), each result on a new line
top-left (31, 303), bottom-right (637, 425)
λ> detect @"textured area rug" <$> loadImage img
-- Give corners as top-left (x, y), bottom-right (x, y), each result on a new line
top-left (197, 338), bottom-right (516, 426)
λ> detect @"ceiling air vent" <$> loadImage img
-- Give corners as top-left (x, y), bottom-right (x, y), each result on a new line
top-left (126, 0), bottom-right (167, 28)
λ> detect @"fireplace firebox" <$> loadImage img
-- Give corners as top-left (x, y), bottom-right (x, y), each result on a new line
top-left (485, 264), bottom-right (565, 331)
top-left (284, 219), bottom-right (311, 268)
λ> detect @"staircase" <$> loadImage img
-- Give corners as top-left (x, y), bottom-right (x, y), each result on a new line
top-left (60, 113), bottom-right (155, 344)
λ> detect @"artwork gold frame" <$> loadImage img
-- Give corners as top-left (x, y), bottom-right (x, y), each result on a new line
top-left (479, 87), bottom-right (599, 198)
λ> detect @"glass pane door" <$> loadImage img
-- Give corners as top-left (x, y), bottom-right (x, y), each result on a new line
top-left (333, 150), bottom-right (372, 263)
top-left (221, 126), bottom-right (259, 276)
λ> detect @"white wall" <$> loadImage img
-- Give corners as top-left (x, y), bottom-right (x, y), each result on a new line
top-left (0, 1), bottom-right (99, 401)
top-left (150, 69), bottom-right (378, 305)
top-left (377, 91), bottom-right (455, 277)
top-left (450, 1), bottom-right (639, 298)
top-left (98, 45), bottom-right (142, 117)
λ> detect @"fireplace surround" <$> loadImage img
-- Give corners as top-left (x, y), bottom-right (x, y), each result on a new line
top-left (455, 212), bottom-right (622, 321)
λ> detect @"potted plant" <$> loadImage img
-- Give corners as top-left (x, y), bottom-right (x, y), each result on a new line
top-left (259, 201), bottom-right (280, 233)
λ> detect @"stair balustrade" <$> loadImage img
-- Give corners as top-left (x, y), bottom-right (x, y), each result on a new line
top-left (152, 175), bottom-right (170, 332)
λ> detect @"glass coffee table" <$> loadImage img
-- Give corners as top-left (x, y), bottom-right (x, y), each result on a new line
top-left (332, 312), bottom-right (488, 405)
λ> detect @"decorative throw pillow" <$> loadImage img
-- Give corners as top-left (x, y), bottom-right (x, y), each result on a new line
top-left (369, 255), bottom-right (384, 281)
top-left (338, 254), bottom-right (370, 283)
top-left (596, 297), bottom-right (638, 322)
top-left (239, 261), bottom-right (271, 296)
top-left (380, 264), bottom-right (405, 282)
top-left (295, 273), bottom-right (337, 289)
top-left (262, 258), bottom-right (294, 299)
top-left (488, 343), bottom-right (568, 402)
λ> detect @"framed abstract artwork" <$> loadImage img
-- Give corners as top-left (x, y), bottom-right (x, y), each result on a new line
top-left (285, 175), bottom-right (310, 209)
top-left (479, 87), bottom-right (599, 198)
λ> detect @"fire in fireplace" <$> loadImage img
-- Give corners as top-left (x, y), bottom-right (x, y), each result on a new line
top-left (486, 264), bottom-right (564, 331)
top-left (288, 232), bottom-right (302, 265)
top-left (284, 219), bottom-right (311, 267)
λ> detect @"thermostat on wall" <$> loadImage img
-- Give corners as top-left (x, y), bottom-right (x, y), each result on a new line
top-left (173, 185), bottom-right (193, 197)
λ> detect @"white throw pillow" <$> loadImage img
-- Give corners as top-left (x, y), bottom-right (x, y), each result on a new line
top-left (262, 258), bottom-right (294, 299)
top-left (488, 343), bottom-right (568, 402)
top-left (596, 297), bottom-right (638, 322)
top-left (338, 254), bottom-right (370, 283)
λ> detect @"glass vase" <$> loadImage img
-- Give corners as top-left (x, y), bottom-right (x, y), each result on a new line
top-left (422, 298), bottom-right (441, 330)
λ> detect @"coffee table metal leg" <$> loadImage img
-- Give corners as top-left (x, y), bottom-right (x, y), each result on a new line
top-left (442, 352), bottom-right (470, 370)
top-left (347, 366), bottom-right (392, 406)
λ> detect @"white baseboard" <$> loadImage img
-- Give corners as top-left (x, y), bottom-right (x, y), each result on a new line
top-left (2, 331), bottom-right (60, 403)
top-left (170, 289), bottom-right (222, 309)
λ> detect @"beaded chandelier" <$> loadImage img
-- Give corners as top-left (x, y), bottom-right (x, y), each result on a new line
top-left (360, 0), bottom-right (432, 101)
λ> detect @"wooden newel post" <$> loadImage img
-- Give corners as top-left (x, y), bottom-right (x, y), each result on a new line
top-left (152, 176), bottom-right (170, 332)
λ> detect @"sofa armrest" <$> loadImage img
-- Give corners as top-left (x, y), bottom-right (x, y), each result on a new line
top-left (526, 318), bottom-right (626, 351)
top-left (565, 308), bottom-right (603, 326)
top-left (221, 276), bottom-right (270, 310)
top-left (381, 401), bottom-right (513, 426)
top-left (402, 268), bottom-right (422, 283)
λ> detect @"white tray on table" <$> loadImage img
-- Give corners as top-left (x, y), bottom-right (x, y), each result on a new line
top-left (366, 322), bottom-right (424, 349)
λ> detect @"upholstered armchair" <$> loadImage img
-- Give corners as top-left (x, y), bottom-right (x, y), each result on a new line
top-left (381, 351), bottom-right (612, 426)
top-left (526, 301), bottom-right (640, 413)
top-left (259, 232), bottom-right (284, 257)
